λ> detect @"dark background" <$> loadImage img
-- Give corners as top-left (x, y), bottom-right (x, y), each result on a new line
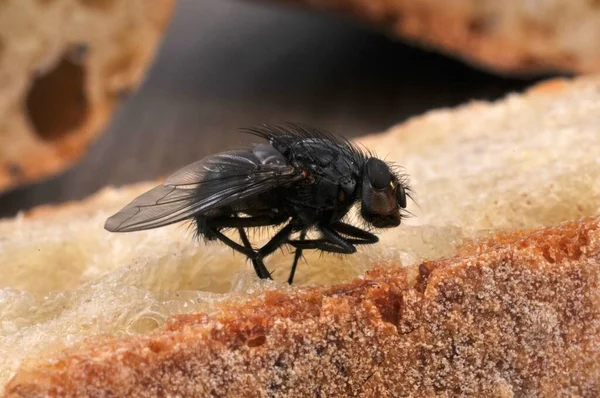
top-left (0, 0), bottom-right (543, 218)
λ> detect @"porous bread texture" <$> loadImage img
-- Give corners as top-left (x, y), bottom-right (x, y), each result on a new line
top-left (0, 0), bottom-right (175, 193)
top-left (1, 74), bottom-right (600, 395)
top-left (273, 0), bottom-right (600, 75)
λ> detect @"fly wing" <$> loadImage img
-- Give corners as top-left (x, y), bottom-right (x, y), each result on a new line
top-left (104, 145), bottom-right (298, 232)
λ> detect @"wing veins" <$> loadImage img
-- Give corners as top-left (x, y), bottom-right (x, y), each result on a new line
top-left (106, 170), bottom-right (301, 232)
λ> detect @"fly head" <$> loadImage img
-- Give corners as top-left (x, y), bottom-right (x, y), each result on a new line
top-left (360, 157), bottom-right (409, 228)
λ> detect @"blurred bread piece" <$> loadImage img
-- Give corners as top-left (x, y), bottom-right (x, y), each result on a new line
top-left (272, 0), bottom-right (600, 76)
top-left (2, 74), bottom-right (600, 396)
top-left (0, 0), bottom-right (175, 193)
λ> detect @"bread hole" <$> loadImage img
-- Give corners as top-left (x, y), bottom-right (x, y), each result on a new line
top-left (78, 0), bottom-right (116, 11)
top-left (315, 345), bottom-right (326, 356)
top-left (247, 335), bottom-right (266, 347)
top-left (373, 293), bottom-right (402, 327)
top-left (334, 359), bottom-right (348, 377)
top-left (128, 313), bottom-right (165, 334)
top-left (416, 263), bottom-right (434, 292)
top-left (274, 352), bottom-right (288, 368)
top-left (26, 53), bottom-right (89, 142)
top-left (0, 38), bottom-right (4, 60)
top-left (267, 381), bottom-right (281, 392)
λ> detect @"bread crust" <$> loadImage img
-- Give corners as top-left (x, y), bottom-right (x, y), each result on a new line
top-left (272, 0), bottom-right (600, 76)
top-left (5, 216), bottom-right (600, 397)
top-left (0, 0), bottom-right (175, 193)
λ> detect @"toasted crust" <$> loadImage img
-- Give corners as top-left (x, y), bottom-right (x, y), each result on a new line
top-left (272, 0), bottom-right (600, 75)
top-left (0, 0), bottom-right (175, 193)
top-left (5, 216), bottom-right (600, 397)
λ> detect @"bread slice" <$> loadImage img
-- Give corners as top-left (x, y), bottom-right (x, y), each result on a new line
top-left (0, 0), bottom-right (175, 193)
top-left (2, 74), bottom-right (600, 396)
top-left (272, 0), bottom-right (600, 76)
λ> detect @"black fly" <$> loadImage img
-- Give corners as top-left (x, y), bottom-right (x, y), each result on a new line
top-left (104, 123), bottom-right (412, 285)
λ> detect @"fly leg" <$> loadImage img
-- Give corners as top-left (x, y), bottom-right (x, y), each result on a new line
top-left (285, 239), bottom-right (355, 253)
top-left (238, 227), bottom-right (270, 279)
top-left (254, 223), bottom-right (297, 278)
top-left (288, 222), bottom-right (379, 252)
top-left (207, 214), bottom-right (287, 279)
top-left (214, 218), bottom-right (303, 283)
top-left (330, 222), bottom-right (379, 245)
top-left (206, 227), bottom-right (255, 258)
top-left (287, 229), bottom-right (307, 285)
top-left (287, 224), bottom-right (357, 254)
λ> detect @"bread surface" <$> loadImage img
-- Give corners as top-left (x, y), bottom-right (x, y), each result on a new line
top-left (2, 74), bottom-right (600, 396)
top-left (6, 216), bottom-right (600, 397)
top-left (272, 0), bottom-right (600, 76)
top-left (0, 0), bottom-right (175, 193)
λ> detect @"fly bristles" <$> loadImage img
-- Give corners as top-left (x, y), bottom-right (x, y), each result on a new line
top-left (105, 123), bottom-right (413, 285)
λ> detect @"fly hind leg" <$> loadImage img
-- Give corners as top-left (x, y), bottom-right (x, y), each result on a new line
top-left (287, 229), bottom-right (307, 285)
top-left (205, 214), bottom-right (287, 279)
top-left (238, 227), bottom-right (270, 279)
top-left (254, 223), bottom-right (297, 279)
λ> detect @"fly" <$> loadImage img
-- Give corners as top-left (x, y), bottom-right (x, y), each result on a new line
top-left (104, 123), bottom-right (413, 285)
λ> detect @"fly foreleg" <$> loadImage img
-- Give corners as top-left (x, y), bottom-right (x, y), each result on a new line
top-left (286, 222), bottom-right (378, 254)
top-left (330, 222), bottom-right (379, 245)
top-left (286, 224), bottom-right (357, 254)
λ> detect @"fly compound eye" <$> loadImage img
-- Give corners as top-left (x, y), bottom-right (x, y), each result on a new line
top-left (396, 184), bottom-right (407, 208)
top-left (105, 122), bottom-right (414, 286)
top-left (365, 158), bottom-right (392, 190)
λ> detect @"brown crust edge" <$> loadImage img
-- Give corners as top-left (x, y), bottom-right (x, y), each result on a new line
top-left (269, 0), bottom-right (597, 76)
top-left (5, 216), bottom-right (600, 397)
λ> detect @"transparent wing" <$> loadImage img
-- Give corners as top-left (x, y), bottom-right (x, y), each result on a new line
top-left (104, 146), bottom-right (298, 232)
